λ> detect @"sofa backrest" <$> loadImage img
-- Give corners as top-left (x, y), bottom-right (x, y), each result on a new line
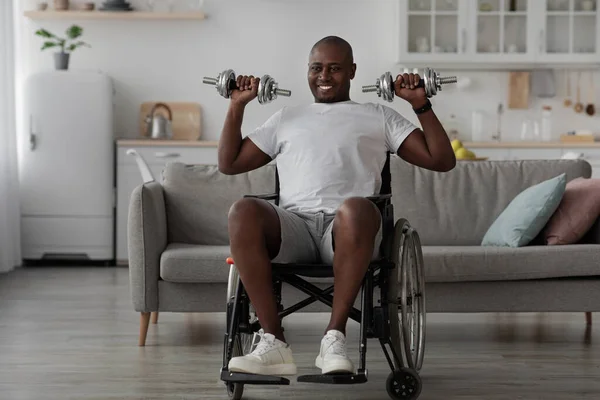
top-left (161, 158), bottom-right (592, 247)
top-left (161, 162), bottom-right (276, 245)
top-left (390, 157), bottom-right (592, 245)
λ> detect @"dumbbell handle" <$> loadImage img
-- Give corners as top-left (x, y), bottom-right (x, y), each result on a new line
top-left (363, 77), bottom-right (453, 92)
top-left (202, 76), bottom-right (291, 97)
top-left (202, 76), bottom-right (236, 90)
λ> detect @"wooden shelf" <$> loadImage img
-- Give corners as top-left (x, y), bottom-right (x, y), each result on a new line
top-left (24, 10), bottom-right (206, 20)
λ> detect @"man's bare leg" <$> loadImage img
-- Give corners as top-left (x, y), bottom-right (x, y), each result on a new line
top-left (326, 197), bottom-right (380, 335)
top-left (228, 198), bottom-right (285, 342)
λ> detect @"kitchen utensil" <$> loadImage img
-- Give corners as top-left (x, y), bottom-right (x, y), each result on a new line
top-left (508, 71), bottom-right (530, 109)
top-left (564, 70), bottom-right (572, 107)
top-left (492, 103), bottom-right (503, 141)
top-left (139, 102), bottom-right (202, 140)
top-left (531, 69), bottom-right (556, 98)
top-left (574, 72), bottom-right (584, 113)
top-left (520, 118), bottom-right (540, 141)
top-left (145, 103), bottom-right (173, 140)
top-left (586, 71), bottom-right (595, 116)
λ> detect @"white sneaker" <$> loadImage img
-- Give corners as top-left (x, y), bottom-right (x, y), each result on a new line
top-left (228, 330), bottom-right (297, 376)
top-left (315, 329), bottom-right (355, 374)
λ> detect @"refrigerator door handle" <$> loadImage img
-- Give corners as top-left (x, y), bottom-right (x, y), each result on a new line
top-left (29, 114), bottom-right (37, 151)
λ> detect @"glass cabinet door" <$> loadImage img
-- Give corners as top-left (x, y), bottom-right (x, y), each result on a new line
top-left (541, 0), bottom-right (598, 61)
top-left (401, 0), bottom-right (464, 61)
top-left (474, 0), bottom-right (529, 56)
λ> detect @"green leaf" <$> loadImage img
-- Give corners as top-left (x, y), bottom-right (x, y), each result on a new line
top-left (66, 25), bottom-right (83, 39)
top-left (35, 29), bottom-right (55, 38)
top-left (41, 41), bottom-right (59, 51)
top-left (67, 41), bottom-right (90, 52)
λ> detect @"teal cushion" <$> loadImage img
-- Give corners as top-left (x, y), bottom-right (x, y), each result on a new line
top-left (481, 173), bottom-right (567, 247)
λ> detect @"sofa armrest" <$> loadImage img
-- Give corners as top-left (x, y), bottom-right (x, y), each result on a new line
top-left (128, 181), bottom-right (168, 312)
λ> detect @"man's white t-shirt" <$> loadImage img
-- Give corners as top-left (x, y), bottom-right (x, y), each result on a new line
top-left (247, 100), bottom-right (418, 214)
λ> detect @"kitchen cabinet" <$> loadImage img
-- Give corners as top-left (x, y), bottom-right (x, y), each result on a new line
top-left (397, 0), bottom-right (600, 68)
top-left (115, 141), bottom-right (218, 264)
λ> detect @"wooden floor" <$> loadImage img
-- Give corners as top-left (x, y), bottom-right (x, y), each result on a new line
top-left (0, 266), bottom-right (598, 400)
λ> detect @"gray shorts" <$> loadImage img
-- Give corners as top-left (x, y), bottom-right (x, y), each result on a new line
top-left (268, 203), bottom-right (382, 265)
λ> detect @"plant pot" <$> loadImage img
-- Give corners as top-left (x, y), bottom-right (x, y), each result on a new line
top-left (54, 52), bottom-right (70, 70)
top-left (53, 0), bottom-right (69, 10)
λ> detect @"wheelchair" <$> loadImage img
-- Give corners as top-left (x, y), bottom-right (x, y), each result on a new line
top-left (220, 153), bottom-right (426, 400)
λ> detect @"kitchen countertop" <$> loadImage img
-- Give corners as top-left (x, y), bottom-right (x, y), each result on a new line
top-left (117, 139), bottom-right (219, 147)
top-left (116, 139), bottom-right (600, 149)
top-left (464, 141), bottom-right (600, 148)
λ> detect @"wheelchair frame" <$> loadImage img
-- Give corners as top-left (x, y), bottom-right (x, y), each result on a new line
top-left (220, 153), bottom-right (426, 400)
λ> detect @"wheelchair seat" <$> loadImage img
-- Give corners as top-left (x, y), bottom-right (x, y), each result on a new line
top-left (220, 153), bottom-right (427, 400)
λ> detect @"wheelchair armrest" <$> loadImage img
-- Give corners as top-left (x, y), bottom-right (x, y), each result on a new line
top-left (243, 193), bottom-right (279, 201)
top-left (367, 194), bottom-right (392, 205)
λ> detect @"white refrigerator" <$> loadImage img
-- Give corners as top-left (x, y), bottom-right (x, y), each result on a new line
top-left (19, 70), bottom-right (115, 263)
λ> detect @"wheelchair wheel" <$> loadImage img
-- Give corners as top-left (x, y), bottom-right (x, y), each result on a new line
top-left (400, 227), bottom-right (426, 372)
top-left (389, 219), bottom-right (426, 372)
top-left (225, 266), bottom-right (259, 400)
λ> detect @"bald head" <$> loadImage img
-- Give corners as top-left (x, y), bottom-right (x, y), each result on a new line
top-left (307, 36), bottom-right (356, 103)
top-left (310, 36), bottom-right (354, 64)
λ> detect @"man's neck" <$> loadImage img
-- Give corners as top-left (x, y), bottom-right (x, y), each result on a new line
top-left (315, 97), bottom-right (352, 104)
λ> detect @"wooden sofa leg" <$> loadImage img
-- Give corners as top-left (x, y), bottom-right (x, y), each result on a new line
top-left (151, 312), bottom-right (159, 324)
top-left (139, 312), bottom-right (151, 346)
top-left (586, 312), bottom-right (592, 325)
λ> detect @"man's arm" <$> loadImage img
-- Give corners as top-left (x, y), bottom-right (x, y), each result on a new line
top-left (393, 73), bottom-right (456, 172)
top-left (218, 75), bottom-right (273, 175)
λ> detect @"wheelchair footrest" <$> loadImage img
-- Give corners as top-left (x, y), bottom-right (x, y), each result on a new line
top-left (220, 370), bottom-right (290, 385)
top-left (297, 372), bottom-right (367, 384)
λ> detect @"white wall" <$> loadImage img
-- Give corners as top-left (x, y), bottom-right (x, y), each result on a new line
top-left (14, 0), bottom-right (600, 143)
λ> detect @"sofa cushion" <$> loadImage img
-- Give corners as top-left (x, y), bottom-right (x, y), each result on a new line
top-left (481, 173), bottom-right (566, 247)
top-left (160, 243), bottom-right (231, 283)
top-left (161, 162), bottom-right (276, 245)
top-left (390, 157), bottom-right (591, 245)
top-left (423, 245), bottom-right (600, 283)
top-left (160, 242), bottom-right (600, 285)
top-left (544, 177), bottom-right (600, 245)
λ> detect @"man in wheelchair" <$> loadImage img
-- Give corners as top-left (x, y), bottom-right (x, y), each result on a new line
top-left (219, 36), bottom-right (455, 379)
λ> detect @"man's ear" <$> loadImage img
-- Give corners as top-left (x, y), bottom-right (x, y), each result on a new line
top-left (350, 63), bottom-right (356, 79)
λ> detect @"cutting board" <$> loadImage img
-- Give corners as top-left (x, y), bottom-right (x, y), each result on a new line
top-left (508, 72), bottom-right (530, 109)
top-left (139, 102), bottom-right (202, 140)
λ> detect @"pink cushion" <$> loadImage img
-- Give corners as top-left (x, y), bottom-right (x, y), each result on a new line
top-left (544, 177), bottom-right (600, 245)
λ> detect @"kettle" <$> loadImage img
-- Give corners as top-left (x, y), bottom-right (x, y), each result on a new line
top-left (145, 102), bottom-right (173, 139)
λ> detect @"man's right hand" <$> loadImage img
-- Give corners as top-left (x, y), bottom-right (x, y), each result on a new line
top-left (231, 75), bottom-right (259, 106)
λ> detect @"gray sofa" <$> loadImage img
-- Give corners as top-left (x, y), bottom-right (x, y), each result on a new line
top-left (128, 157), bottom-right (600, 345)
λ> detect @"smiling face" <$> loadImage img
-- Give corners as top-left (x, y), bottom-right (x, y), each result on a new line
top-left (307, 38), bottom-right (356, 103)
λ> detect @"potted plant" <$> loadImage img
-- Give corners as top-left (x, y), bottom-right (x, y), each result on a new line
top-left (35, 25), bottom-right (90, 70)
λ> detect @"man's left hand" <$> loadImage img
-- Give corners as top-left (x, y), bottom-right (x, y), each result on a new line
top-left (394, 73), bottom-right (427, 109)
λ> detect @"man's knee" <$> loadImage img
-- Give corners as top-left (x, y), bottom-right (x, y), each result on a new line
top-left (228, 198), bottom-right (264, 227)
top-left (228, 198), bottom-right (281, 256)
top-left (334, 197), bottom-right (381, 242)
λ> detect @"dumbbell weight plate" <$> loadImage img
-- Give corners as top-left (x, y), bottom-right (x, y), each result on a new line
top-left (258, 75), bottom-right (275, 105)
top-left (381, 72), bottom-right (395, 102)
top-left (218, 69), bottom-right (236, 99)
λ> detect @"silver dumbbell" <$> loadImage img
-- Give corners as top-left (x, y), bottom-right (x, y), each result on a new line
top-left (202, 69), bottom-right (292, 105)
top-left (362, 68), bottom-right (457, 101)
